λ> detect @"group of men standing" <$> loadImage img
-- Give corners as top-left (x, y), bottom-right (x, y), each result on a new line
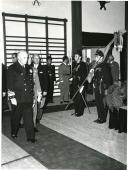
top-left (5, 51), bottom-right (56, 143)
top-left (58, 49), bottom-right (119, 123)
top-left (3, 47), bottom-right (119, 143)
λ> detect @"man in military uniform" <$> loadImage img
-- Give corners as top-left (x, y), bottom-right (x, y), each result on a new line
top-left (58, 56), bottom-right (71, 103)
top-left (44, 55), bottom-right (56, 105)
top-left (93, 50), bottom-right (113, 123)
top-left (7, 51), bottom-right (36, 143)
top-left (72, 50), bottom-right (88, 117)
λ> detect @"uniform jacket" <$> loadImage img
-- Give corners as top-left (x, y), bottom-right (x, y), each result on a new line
top-left (58, 63), bottom-right (70, 81)
top-left (44, 64), bottom-right (56, 83)
top-left (7, 62), bottom-right (34, 103)
top-left (72, 61), bottom-right (88, 88)
top-left (94, 62), bottom-right (113, 90)
top-left (109, 61), bottom-right (119, 82)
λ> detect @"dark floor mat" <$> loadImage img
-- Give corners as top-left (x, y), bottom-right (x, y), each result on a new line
top-left (44, 101), bottom-right (96, 113)
top-left (2, 113), bottom-right (126, 170)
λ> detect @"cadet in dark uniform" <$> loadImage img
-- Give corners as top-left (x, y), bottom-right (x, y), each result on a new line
top-left (44, 55), bottom-right (56, 105)
top-left (93, 50), bottom-right (113, 123)
top-left (72, 50), bottom-right (88, 117)
top-left (7, 51), bottom-right (36, 143)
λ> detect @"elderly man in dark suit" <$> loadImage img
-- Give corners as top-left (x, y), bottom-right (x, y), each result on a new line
top-left (7, 51), bottom-right (36, 143)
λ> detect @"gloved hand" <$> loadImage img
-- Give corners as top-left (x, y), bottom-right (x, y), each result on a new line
top-left (8, 90), bottom-right (17, 105)
top-left (8, 90), bottom-right (15, 97)
top-left (79, 86), bottom-right (84, 93)
top-left (43, 91), bottom-right (47, 97)
top-left (69, 77), bottom-right (73, 81)
top-left (37, 91), bottom-right (42, 102)
top-left (10, 98), bottom-right (17, 106)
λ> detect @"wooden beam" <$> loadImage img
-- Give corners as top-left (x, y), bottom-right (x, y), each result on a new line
top-left (72, 1), bottom-right (82, 56)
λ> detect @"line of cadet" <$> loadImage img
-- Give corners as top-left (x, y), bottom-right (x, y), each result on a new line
top-left (2, 48), bottom-right (120, 143)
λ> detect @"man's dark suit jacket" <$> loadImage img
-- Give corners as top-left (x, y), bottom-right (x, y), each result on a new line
top-left (44, 64), bottom-right (56, 83)
top-left (94, 62), bottom-right (113, 89)
top-left (7, 62), bottom-right (34, 103)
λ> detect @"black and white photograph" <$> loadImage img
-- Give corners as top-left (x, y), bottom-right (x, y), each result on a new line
top-left (1, 0), bottom-right (127, 169)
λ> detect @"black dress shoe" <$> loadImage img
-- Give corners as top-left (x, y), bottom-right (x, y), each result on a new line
top-left (75, 113), bottom-right (83, 117)
top-left (11, 134), bottom-right (17, 139)
top-left (94, 118), bottom-right (100, 123)
top-left (27, 138), bottom-right (37, 143)
top-left (34, 127), bottom-right (39, 132)
top-left (71, 112), bottom-right (76, 116)
top-left (96, 119), bottom-right (106, 124)
top-left (64, 101), bottom-right (69, 103)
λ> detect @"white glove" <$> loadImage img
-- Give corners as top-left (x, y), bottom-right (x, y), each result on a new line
top-left (69, 78), bottom-right (73, 81)
top-left (79, 86), bottom-right (84, 93)
top-left (43, 91), bottom-right (47, 97)
top-left (11, 98), bottom-right (17, 106)
top-left (3, 92), bottom-right (6, 97)
top-left (8, 90), bottom-right (15, 97)
top-left (37, 91), bottom-right (42, 102)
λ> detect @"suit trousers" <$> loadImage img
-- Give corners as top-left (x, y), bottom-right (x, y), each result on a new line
top-left (109, 108), bottom-right (119, 129)
top-left (73, 89), bottom-right (86, 116)
top-left (59, 81), bottom-right (69, 102)
top-left (11, 103), bottom-right (35, 139)
top-left (46, 80), bottom-right (54, 102)
top-left (94, 87), bottom-right (108, 121)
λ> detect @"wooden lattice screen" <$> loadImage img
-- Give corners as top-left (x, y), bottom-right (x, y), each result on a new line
top-left (2, 12), bottom-right (67, 96)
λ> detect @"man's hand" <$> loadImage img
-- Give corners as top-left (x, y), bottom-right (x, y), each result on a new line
top-left (8, 90), bottom-right (15, 97)
top-left (79, 86), bottom-right (84, 93)
top-left (69, 77), bottom-right (73, 81)
top-left (11, 98), bottom-right (17, 106)
top-left (43, 91), bottom-right (47, 97)
top-left (37, 91), bottom-right (42, 102)
top-left (2, 92), bottom-right (6, 97)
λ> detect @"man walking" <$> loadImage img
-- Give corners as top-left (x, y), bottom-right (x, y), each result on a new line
top-left (7, 51), bottom-right (36, 143)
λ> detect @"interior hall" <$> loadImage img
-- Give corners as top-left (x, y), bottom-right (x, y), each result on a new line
top-left (1, 1), bottom-right (127, 170)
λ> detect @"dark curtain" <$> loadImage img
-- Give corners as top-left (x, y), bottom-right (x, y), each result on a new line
top-left (120, 2), bottom-right (128, 82)
top-left (72, 1), bottom-right (82, 56)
